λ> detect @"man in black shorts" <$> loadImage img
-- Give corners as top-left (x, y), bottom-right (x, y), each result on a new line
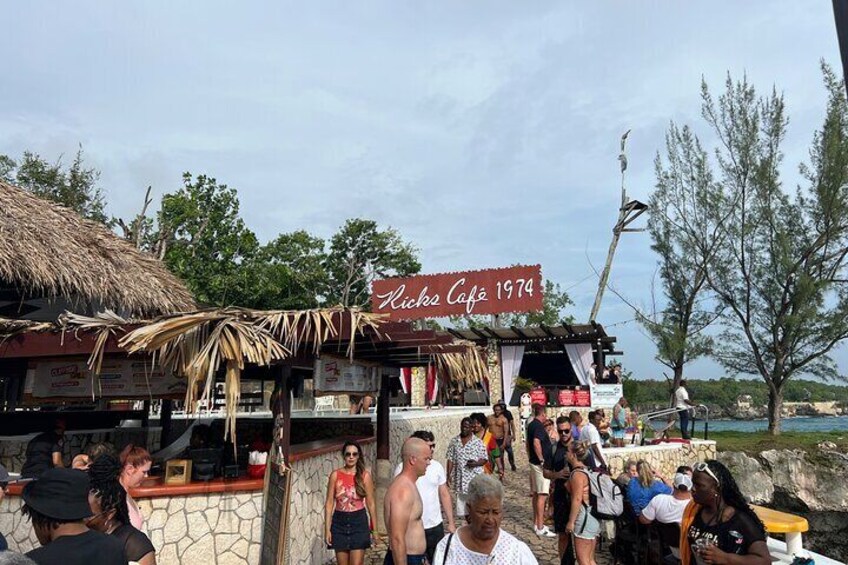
top-left (543, 415), bottom-right (574, 561)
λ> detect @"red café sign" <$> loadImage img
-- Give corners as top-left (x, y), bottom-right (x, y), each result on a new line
top-left (371, 265), bottom-right (543, 320)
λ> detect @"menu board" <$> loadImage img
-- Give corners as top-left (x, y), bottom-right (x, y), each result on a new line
top-left (27, 358), bottom-right (186, 399)
top-left (313, 356), bottom-right (378, 395)
top-left (260, 460), bottom-right (292, 565)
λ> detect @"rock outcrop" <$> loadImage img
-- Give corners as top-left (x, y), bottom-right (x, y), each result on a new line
top-left (716, 448), bottom-right (848, 562)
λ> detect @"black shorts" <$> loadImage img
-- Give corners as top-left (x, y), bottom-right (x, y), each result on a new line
top-left (552, 485), bottom-right (571, 534)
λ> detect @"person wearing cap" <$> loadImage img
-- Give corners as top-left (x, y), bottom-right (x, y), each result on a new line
top-left (638, 472), bottom-right (693, 526)
top-left (22, 468), bottom-right (126, 565)
top-left (20, 419), bottom-right (66, 479)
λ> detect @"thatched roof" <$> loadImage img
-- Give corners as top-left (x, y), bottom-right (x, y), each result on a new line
top-left (0, 181), bottom-right (195, 318)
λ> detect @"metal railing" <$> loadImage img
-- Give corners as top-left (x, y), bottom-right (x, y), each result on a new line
top-left (638, 404), bottom-right (710, 443)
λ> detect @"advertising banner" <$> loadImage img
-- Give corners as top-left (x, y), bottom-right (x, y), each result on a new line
top-left (557, 389), bottom-right (576, 406)
top-left (29, 358), bottom-right (186, 399)
top-left (574, 388), bottom-right (592, 407)
top-left (371, 265), bottom-right (543, 320)
top-left (529, 386), bottom-right (548, 406)
top-left (590, 383), bottom-right (623, 408)
top-left (314, 356), bottom-right (379, 395)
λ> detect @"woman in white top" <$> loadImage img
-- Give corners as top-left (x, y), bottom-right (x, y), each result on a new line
top-left (433, 474), bottom-right (537, 565)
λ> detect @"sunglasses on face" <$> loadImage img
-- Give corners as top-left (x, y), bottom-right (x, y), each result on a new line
top-left (428, 443), bottom-right (436, 449)
top-left (558, 428), bottom-right (571, 435)
top-left (694, 462), bottom-right (720, 487)
top-left (344, 451), bottom-right (360, 458)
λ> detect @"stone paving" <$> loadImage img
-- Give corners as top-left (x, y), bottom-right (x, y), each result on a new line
top-left (357, 446), bottom-right (614, 565)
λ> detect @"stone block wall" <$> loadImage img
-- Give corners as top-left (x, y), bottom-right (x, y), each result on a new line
top-left (288, 441), bottom-right (377, 565)
top-left (604, 440), bottom-right (716, 477)
top-left (136, 490), bottom-right (263, 564)
top-left (385, 409), bottom-right (473, 466)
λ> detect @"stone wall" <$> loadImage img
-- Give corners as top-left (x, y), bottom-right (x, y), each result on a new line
top-left (604, 440), bottom-right (716, 477)
top-left (288, 441), bottom-right (377, 565)
top-left (136, 490), bottom-right (263, 564)
top-left (385, 409), bottom-right (471, 466)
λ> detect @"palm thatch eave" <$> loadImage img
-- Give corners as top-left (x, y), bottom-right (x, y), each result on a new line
top-left (0, 181), bottom-right (195, 318)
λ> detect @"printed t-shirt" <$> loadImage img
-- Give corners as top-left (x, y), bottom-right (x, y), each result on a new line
top-left (394, 459), bottom-right (447, 529)
top-left (445, 435), bottom-right (487, 495)
top-left (525, 419), bottom-right (550, 466)
top-left (640, 494), bottom-right (691, 524)
top-left (433, 528), bottom-right (538, 565)
top-left (334, 470), bottom-right (367, 512)
top-left (27, 529), bottom-right (127, 565)
top-left (687, 509), bottom-right (765, 565)
top-left (628, 479), bottom-right (673, 516)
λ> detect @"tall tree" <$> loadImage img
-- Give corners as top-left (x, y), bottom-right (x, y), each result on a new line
top-left (642, 123), bottom-right (725, 400)
top-left (702, 66), bottom-right (848, 434)
top-left (1, 147), bottom-right (109, 224)
top-left (251, 230), bottom-right (328, 310)
top-left (157, 173), bottom-right (260, 307)
top-left (324, 218), bottom-right (421, 307)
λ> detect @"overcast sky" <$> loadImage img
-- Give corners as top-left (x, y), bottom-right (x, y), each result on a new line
top-left (2, 2), bottom-right (845, 382)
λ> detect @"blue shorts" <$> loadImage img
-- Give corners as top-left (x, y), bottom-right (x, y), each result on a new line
top-left (612, 428), bottom-right (625, 440)
top-left (574, 505), bottom-right (601, 540)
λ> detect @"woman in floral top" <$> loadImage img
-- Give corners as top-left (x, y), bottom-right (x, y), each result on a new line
top-left (324, 441), bottom-right (377, 565)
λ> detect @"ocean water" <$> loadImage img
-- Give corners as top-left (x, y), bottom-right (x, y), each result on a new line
top-left (705, 415), bottom-right (848, 433)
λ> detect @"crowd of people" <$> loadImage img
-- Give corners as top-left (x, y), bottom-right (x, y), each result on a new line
top-left (0, 430), bottom-right (156, 565)
top-left (326, 400), bottom-right (770, 565)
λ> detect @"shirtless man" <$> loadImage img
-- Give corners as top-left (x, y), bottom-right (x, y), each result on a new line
top-left (384, 438), bottom-right (431, 565)
top-left (487, 403), bottom-right (510, 478)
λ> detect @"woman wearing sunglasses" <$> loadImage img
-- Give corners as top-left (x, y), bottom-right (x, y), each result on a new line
top-left (324, 440), bottom-right (377, 565)
top-left (680, 460), bottom-right (769, 565)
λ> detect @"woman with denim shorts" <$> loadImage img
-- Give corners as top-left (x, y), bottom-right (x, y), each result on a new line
top-left (565, 441), bottom-right (600, 564)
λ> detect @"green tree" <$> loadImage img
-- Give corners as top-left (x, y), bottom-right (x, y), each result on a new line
top-left (1, 147), bottom-right (109, 224)
top-left (701, 66), bottom-right (848, 434)
top-left (643, 122), bottom-right (725, 402)
top-left (157, 173), bottom-right (260, 307)
top-left (324, 218), bottom-right (421, 307)
top-left (250, 230), bottom-right (328, 310)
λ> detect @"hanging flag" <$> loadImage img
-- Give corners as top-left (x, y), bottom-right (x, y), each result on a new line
top-left (400, 367), bottom-right (412, 395)
top-left (426, 364), bottom-right (439, 404)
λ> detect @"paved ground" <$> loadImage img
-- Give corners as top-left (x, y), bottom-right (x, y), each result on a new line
top-left (357, 445), bottom-right (614, 565)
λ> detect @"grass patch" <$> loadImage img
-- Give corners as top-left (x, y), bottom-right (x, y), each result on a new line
top-left (709, 430), bottom-right (848, 456)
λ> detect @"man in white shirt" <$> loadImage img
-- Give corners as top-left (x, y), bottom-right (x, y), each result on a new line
top-left (639, 472), bottom-right (693, 526)
top-left (674, 380), bottom-right (696, 439)
top-left (581, 410), bottom-right (607, 471)
top-left (394, 430), bottom-right (456, 563)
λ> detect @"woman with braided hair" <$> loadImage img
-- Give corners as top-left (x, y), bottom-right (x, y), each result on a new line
top-left (87, 454), bottom-right (156, 565)
top-left (680, 459), bottom-right (769, 565)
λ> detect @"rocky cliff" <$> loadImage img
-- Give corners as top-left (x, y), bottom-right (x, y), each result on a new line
top-left (717, 446), bottom-right (848, 562)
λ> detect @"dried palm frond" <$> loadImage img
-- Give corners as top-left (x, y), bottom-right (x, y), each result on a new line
top-left (58, 310), bottom-right (134, 398)
top-left (255, 306), bottom-right (385, 359)
top-left (0, 317), bottom-right (54, 340)
top-left (432, 341), bottom-right (488, 389)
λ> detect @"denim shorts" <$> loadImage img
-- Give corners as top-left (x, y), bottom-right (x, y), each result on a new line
top-left (573, 505), bottom-right (601, 540)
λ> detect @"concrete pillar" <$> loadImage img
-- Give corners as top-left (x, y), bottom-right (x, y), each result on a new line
top-left (375, 458), bottom-right (392, 535)
top-left (486, 340), bottom-right (503, 404)
top-left (411, 366), bottom-right (426, 406)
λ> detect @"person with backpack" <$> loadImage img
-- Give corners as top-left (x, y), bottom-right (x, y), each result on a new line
top-left (565, 441), bottom-right (600, 565)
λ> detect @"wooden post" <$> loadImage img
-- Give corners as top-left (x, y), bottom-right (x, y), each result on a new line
top-left (159, 399), bottom-right (173, 451)
top-left (594, 340), bottom-right (604, 379)
top-left (141, 400), bottom-right (151, 427)
top-left (274, 364), bottom-right (293, 463)
top-left (375, 372), bottom-right (391, 535)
